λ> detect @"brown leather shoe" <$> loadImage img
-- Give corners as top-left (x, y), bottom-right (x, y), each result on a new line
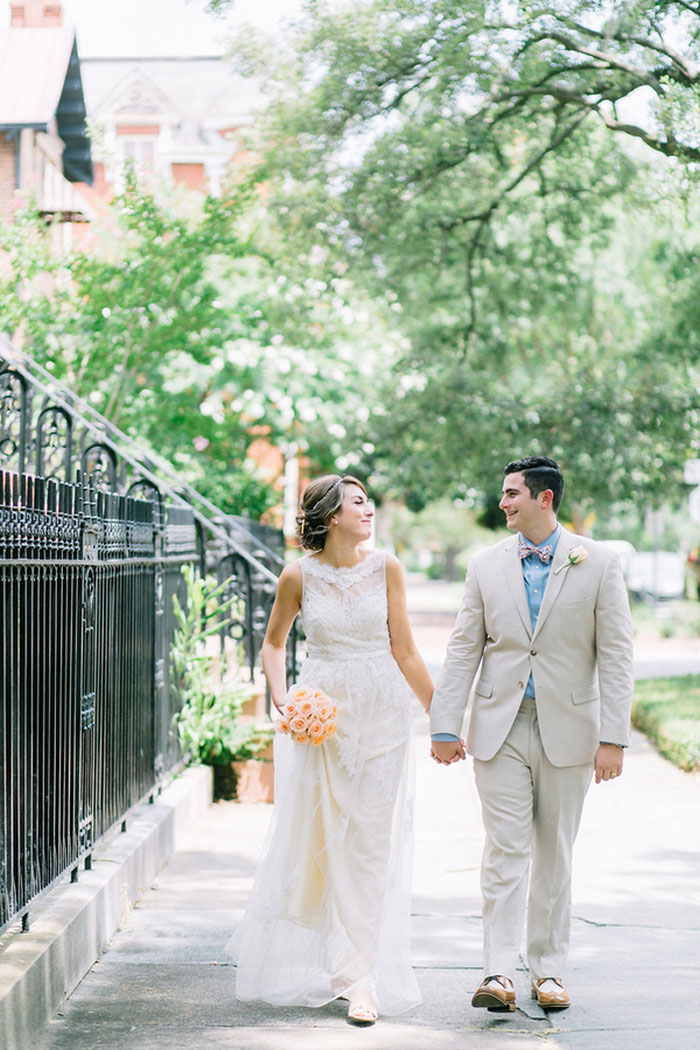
top-left (531, 977), bottom-right (570, 1009)
top-left (471, 975), bottom-right (516, 1012)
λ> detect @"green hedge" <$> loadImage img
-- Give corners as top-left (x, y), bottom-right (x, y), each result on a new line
top-left (632, 675), bottom-right (700, 772)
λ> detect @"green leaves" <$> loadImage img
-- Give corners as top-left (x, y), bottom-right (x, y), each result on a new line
top-left (170, 565), bottom-right (273, 765)
top-left (633, 674), bottom-right (700, 772)
top-left (0, 167), bottom-right (392, 512)
top-left (0, 173), bottom-right (278, 515)
top-left (215, 0), bottom-right (700, 517)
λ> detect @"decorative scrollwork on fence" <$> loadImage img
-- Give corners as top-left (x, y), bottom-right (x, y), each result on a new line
top-left (0, 366), bottom-right (28, 473)
top-left (218, 548), bottom-right (285, 680)
top-left (81, 441), bottom-right (118, 490)
top-left (127, 478), bottom-right (165, 531)
top-left (37, 404), bottom-right (73, 480)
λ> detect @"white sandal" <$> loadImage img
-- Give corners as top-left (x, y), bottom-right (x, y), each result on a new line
top-left (347, 996), bottom-right (378, 1025)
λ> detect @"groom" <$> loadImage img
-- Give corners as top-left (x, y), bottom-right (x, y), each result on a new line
top-left (430, 456), bottom-right (633, 1012)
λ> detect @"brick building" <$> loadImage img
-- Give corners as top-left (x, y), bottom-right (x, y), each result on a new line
top-left (0, 1), bottom-right (93, 224)
top-left (1, 0), bottom-right (263, 213)
top-left (81, 51), bottom-right (259, 197)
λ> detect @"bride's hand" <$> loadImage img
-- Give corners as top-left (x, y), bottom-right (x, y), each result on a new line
top-left (430, 739), bottom-right (466, 765)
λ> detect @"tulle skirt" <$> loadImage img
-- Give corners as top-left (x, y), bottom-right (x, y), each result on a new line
top-left (234, 652), bottom-right (421, 1016)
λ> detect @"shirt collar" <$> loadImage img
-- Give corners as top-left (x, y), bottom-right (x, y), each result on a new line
top-left (518, 524), bottom-right (561, 552)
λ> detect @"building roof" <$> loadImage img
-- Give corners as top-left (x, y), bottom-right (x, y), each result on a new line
top-left (0, 27), bottom-right (74, 125)
top-left (0, 26), bottom-right (93, 183)
top-left (81, 55), bottom-right (265, 131)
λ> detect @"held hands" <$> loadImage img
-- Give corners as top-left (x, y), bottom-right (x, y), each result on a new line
top-left (431, 741), bottom-right (622, 774)
top-left (594, 743), bottom-right (623, 784)
top-left (430, 738), bottom-right (466, 765)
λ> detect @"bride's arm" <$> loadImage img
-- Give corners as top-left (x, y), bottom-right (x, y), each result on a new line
top-left (386, 555), bottom-right (433, 712)
top-left (262, 562), bottom-right (303, 713)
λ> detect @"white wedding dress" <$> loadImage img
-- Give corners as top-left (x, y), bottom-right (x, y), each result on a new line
top-left (235, 549), bottom-right (421, 1015)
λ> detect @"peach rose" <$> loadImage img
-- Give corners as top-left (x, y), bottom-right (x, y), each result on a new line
top-left (277, 684), bottom-right (337, 744)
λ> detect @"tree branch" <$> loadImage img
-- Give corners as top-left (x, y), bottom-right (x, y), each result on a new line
top-left (457, 108), bottom-right (591, 347)
top-left (593, 108), bottom-right (700, 160)
top-left (611, 32), bottom-right (698, 81)
top-left (673, 1), bottom-right (700, 16)
top-left (525, 10), bottom-right (700, 83)
top-left (543, 30), bottom-right (666, 93)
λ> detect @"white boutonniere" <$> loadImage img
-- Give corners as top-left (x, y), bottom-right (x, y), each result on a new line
top-left (554, 545), bottom-right (588, 574)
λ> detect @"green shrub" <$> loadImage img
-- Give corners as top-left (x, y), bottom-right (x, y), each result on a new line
top-left (171, 565), bottom-right (273, 765)
top-left (632, 675), bottom-right (700, 772)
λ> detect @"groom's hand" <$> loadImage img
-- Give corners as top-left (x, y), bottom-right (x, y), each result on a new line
top-left (431, 739), bottom-right (466, 765)
top-left (594, 743), bottom-right (623, 783)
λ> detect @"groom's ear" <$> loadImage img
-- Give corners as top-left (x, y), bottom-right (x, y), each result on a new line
top-left (539, 489), bottom-right (554, 509)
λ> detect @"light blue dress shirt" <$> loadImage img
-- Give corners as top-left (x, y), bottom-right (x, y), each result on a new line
top-left (432, 526), bottom-right (561, 742)
top-left (521, 526), bottom-right (560, 697)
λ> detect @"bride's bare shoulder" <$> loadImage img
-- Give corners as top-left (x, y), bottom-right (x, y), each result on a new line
top-left (278, 560), bottom-right (303, 595)
top-left (384, 553), bottom-right (406, 587)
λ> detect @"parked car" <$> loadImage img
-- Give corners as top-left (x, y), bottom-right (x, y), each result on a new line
top-left (597, 540), bottom-right (637, 578)
top-left (625, 551), bottom-right (686, 602)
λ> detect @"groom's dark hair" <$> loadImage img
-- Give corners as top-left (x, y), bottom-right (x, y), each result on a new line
top-left (504, 456), bottom-right (564, 512)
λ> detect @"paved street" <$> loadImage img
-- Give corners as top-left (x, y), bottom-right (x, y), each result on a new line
top-left (34, 580), bottom-right (700, 1050)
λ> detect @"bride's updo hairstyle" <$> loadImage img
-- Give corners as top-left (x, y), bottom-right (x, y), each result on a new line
top-left (296, 474), bottom-right (368, 552)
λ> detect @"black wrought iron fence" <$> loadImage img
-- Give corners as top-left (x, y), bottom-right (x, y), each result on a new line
top-left (0, 338), bottom-right (293, 683)
top-left (0, 340), bottom-right (298, 935)
top-left (0, 468), bottom-right (197, 933)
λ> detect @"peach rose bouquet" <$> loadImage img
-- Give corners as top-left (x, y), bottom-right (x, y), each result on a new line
top-left (277, 685), bottom-right (338, 747)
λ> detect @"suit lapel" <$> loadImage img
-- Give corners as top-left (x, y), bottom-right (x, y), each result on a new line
top-left (501, 539), bottom-right (533, 638)
top-left (532, 529), bottom-right (574, 642)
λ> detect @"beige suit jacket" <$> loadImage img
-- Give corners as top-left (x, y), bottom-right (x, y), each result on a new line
top-left (430, 528), bottom-right (634, 767)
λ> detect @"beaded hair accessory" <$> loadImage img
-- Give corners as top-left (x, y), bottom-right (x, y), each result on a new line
top-left (299, 477), bottom-right (342, 520)
top-left (296, 477), bottom-right (345, 550)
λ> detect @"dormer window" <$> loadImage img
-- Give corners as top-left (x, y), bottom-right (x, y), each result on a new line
top-left (119, 135), bottom-right (157, 174)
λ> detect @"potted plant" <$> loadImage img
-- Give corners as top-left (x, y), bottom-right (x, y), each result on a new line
top-left (171, 565), bottom-right (274, 801)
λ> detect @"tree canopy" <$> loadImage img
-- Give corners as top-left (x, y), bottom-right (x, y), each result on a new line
top-left (214, 0), bottom-right (700, 516)
top-left (6, 1), bottom-right (700, 526)
top-left (0, 172), bottom-right (395, 516)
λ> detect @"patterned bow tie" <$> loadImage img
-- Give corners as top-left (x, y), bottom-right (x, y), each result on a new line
top-left (518, 540), bottom-right (552, 564)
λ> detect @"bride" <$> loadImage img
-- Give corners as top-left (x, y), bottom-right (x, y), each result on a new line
top-left (235, 474), bottom-right (433, 1025)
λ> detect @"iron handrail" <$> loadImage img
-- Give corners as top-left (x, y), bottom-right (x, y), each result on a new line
top-left (0, 337), bottom-right (283, 584)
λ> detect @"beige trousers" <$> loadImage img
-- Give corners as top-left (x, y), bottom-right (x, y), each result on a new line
top-left (473, 699), bottom-right (593, 981)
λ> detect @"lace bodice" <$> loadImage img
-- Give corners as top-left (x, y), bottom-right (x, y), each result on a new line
top-left (301, 550), bottom-right (391, 660)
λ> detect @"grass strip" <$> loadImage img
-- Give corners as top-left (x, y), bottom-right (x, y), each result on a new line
top-left (632, 674), bottom-right (700, 772)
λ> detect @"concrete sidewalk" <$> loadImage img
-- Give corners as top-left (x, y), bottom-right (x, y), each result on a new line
top-left (31, 589), bottom-right (700, 1050)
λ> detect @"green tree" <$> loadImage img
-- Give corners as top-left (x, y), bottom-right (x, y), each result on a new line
top-left (0, 171), bottom-right (395, 514)
top-left (208, 0), bottom-right (700, 514)
top-left (365, 196), bottom-right (700, 519)
top-left (0, 173), bottom-right (277, 515)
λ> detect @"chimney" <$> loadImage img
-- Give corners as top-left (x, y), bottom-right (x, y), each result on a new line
top-left (10, 2), bottom-right (63, 27)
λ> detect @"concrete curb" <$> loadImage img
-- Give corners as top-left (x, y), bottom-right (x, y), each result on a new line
top-left (0, 765), bottom-right (212, 1050)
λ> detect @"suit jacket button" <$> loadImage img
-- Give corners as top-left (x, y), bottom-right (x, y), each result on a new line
top-left (530, 650), bottom-right (537, 656)
top-left (518, 681), bottom-right (524, 688)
